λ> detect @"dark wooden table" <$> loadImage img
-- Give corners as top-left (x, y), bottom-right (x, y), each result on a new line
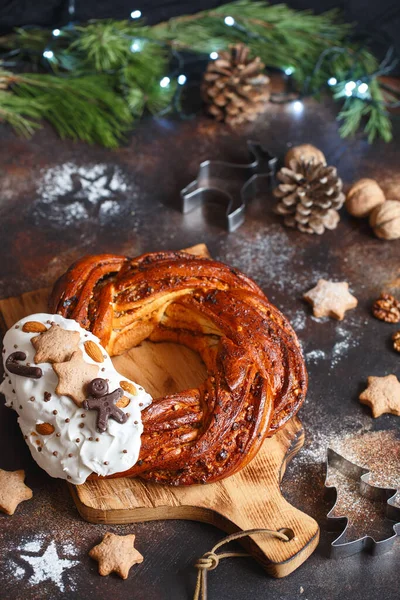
top-left (0, 96), bottom-right (399, 600)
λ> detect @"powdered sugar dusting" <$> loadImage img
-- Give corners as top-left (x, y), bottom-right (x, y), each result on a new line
top-left (19, 536), bottom-right (44, 553)
top-left (7, 561), bottom-right (25, 581)
top-left (5, 534), bottom-right (79, 593)
top-left (306, 349), bottom-right (327, 363)
top-left (221, 226), bottom-right (330, 294)
top-left (34, 162), bottom-right (138, 226)
top-left (304, 319), bottom-right (362, 369)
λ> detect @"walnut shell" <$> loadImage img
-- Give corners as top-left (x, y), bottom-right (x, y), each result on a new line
top-left (284, 144), bottom-right (326, 167)
top-left (369, 200), bottom-right (400, 240)
top-left (346, 178), bottom-right (386, 218)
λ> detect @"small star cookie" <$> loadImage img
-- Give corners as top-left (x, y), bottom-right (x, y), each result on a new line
top-left (89, 532), bottom-right (143, 579)
top-left (303, 279), bottom-right (358, 320)
top-left (53, 349), bottom-right (99, 406)
top-left (0, 469), bottom-right (33, 515)
top-left (359, 374), bottom-right (400, 418)
top-left (32, 324), bottom-right (80, 364)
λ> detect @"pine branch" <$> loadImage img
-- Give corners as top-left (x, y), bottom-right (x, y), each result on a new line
top-left (0, 92), bottom-right (42, 137)
top-left (69, 20), bottom-right (136, 71)
top-left (149, 1), bottom-right (393, 142)
top-left (5, 72), bottom-right (133, 147)
top-left (0, 2), bottom-right (395, 146)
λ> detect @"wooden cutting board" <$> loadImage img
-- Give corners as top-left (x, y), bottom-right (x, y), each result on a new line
top-left (0, 245), bottom-right (319, 578)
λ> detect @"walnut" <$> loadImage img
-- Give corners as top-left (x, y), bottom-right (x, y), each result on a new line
top-left (392, 331), bottom-right (400, 353)
top-left (284, 144), bottom-right (326, 168)
top-left (370, 200), bottom-right (400, 240)
top-left (372, 294), bottom-right (400, 323)
top-left (345, 178), bottom-right (385, 218)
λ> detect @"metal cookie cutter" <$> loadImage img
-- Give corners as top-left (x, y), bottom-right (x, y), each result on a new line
top-left (180, 141), bottom-right (277, 232)
top-left (325, 448), bottom-right (400, 558)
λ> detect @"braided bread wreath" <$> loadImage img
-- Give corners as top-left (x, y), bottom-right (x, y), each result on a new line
top-left (49, 250), bottom-right (307, 486)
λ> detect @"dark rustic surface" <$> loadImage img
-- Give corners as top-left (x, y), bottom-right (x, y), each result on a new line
top-left (0, 96), bottom-right (399, 600)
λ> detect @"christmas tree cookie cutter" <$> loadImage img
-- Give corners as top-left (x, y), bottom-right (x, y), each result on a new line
top-left (180, 141), bottom-right (277, 232)
top-left (325, 448), bottom-right (400, 558)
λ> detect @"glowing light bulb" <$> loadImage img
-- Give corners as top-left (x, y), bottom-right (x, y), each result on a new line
top-left (344, 81), bottom-right (356, 94)
top-left (292, 101), bottom-right (304, 113)
top-left (43, 50), bottom-right (54, 59)
top-left (358, 83), bottom-right (369, 94)
top-left (130, 10), bottom-right (141, 19)
top-left (224, 16), bottom-right (235, 26)
top-left (177, 74), bottom-right (187, 85)
top-left (160, 77), bottom-right (170, 88)
top-left (210, 52), bottom-right (218, 60)
top-left (52, 29), bottom-right (61, 37)
top-left (284, 67), bottom-right (294, 75)
top-left (327, 77), bottom-right (337, 86)
top-left (130, 40), bottom-right (143, 53)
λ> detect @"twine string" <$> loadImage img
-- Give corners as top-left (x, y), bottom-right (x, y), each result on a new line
top-left (193, 528), bottom-right (292, 600)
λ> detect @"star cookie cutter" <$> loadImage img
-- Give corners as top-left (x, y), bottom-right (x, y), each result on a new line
top-left (325, 448), bottom-right (400, 558)
top-left (180, 141), bottom-right (277, 232)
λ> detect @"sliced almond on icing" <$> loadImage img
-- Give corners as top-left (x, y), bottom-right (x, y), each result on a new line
top-left (36, 422), bottom-right (55, 435)
top-left (84, 340), bottom-right (104, 363)
top-left (120, 380), bottom-right (137, 396)
top-left (22, 321), bottom-right (47, 333)
top-left (116, 396), bottom-right (130, 408)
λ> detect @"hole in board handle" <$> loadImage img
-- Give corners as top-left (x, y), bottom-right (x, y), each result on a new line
top-left (278, 527), bottom-right (295, 541)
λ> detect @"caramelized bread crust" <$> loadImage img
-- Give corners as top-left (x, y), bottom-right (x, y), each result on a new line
top-left (49, 251), bottom-right (307, 485)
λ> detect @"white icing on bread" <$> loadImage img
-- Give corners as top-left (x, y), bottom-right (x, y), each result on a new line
top-left (0, 313), bottom-right (152, 484)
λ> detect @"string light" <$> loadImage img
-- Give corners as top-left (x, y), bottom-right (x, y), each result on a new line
top-left (344, 81), bottom-right (356, 96)
top-left (52, 29), bottom-right (61, 37)
top-left (130, 10), bottom-right (141, 19)
top-left (210, 52), bottom-right (218, 60)
top-left (292, 100), bottom-right (304, 113)
top-left (327, 77), bottom-right (337, 86)
top-left (358, 82), bottom-right (369, 94)
top-left (177, 74), bottom-right (187, 85)
top-left (224, 16), bottom-right (235, 26)
top-left (43, 50), bottom-right (54, 59)
top-left (284, 67), bottom-right (294, 75)
top-left (130, 40), bottom-right (143, 53)
top-left (160, 76), bottom-right (170, 88)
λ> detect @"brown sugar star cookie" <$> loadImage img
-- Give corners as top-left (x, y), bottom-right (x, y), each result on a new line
top-left (0, 469), bottom-right (33, 515)
top-left (31, 324), bottom-right (80, 364)
top-left (53, 349), bottom-right (99, 406)
top-left (89, 532), bottom-right (143, 579)
top-left (359, 374), bottom-right (400, 418)
top-left (303, 279), bottom-right (358, 320)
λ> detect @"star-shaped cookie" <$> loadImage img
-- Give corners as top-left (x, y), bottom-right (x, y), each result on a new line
top-left (359, 374), bottom-right (400, 418)
top-left (0, 469), bottom-right (33, 515)
top-left (89, 532), bottom-right (143, 579)
top-left (32, 324), bottom-right (80, 364)
top-left (303, 279), bottom-right (358, 320)
top-left (53, 349), bottom-right (99, 406)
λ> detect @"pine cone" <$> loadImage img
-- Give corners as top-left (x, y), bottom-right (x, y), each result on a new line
top-left (202, 44), bottom-right (270, 126)
top-left (273, 158), bottom-right (345, 234)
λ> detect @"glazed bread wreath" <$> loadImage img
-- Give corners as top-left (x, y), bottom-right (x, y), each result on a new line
top-left (49, 250), bottom-right (307, 485)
